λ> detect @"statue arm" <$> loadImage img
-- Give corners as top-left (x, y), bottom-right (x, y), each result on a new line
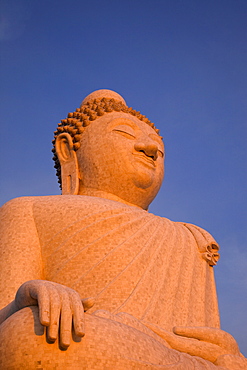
top-left (0, 197), bottom-right (43, 311)
top-left (0, 197), bottom-right (87, 348)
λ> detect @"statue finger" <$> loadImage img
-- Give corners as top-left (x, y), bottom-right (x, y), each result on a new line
top-left (32, 282), bottom-right (50, 326)
top-left (46, 287), bottom-right (61, 342)
top-left (70, 293), bottom-right (85, 337)
top-left (59, 293), bottom-right (72, 348)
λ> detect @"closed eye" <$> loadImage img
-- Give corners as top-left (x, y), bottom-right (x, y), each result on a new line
top-left (113, 130), bottom-right (135, 139)
top-left (112, 125), bottom-right (136, 140)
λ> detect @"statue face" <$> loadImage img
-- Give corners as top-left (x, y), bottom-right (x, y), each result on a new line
top-left (77, 112), bottom-right (165, 209)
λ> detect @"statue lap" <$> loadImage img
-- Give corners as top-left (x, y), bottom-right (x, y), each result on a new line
top-left (0, 307), bottom-right (220, 370)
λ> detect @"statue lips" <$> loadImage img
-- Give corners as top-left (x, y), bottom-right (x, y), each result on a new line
top-left (133, 152), bottom-right (156, 168)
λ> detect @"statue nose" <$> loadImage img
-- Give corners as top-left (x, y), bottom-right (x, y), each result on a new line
top-left (134, 141), bottom-right (158, 160)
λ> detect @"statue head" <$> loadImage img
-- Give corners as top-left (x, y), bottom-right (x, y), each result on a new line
top-left (52, 90), bottom-right (165, 210)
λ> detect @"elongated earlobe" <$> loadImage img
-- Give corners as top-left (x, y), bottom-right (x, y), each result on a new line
top-left (55, 133), bottom-right (80, 195)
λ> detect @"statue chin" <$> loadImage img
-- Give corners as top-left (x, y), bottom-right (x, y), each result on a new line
top-left (132, 171), bottom-right (155, 189)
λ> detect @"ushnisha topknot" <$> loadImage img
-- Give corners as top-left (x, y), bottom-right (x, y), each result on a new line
top-left (81, 89), bottom-right (127, 106)
top-left (52, 89), bottom-right (160, 188)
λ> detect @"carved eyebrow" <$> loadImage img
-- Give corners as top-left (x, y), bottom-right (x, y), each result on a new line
top-left (109, 118), bottom-right (138, 131)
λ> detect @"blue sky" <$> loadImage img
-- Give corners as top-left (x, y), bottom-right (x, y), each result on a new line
top-left (0, 0), bottom-right (246, 355)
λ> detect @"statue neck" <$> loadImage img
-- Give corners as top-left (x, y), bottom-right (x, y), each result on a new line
top-left (78, 187), bottom-right (145, 210)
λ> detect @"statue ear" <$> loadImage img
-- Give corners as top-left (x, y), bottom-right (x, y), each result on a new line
top-left (55, 133), bottom-right (80, 195)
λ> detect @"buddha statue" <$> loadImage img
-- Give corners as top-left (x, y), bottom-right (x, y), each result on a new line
top-left (0, 90), bottom-right (246, 369)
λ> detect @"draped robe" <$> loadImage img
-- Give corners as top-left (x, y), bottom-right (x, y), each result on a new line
top-left (34, 195), bottom-right (220, 332)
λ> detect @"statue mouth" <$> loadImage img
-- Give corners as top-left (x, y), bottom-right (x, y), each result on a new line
top-left (133, 153), bottom-right (156, 168)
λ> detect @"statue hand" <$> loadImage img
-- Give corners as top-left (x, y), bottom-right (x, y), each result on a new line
top-left (169, 326), bottom-right (240, 363)
top-left (15, 280), bottom-right (86, 348)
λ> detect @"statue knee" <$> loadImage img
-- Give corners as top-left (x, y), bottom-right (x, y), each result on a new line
top-left (0, 306), bottom-right (44, 339)
top-left (0, 307), bottom-right (46, 368)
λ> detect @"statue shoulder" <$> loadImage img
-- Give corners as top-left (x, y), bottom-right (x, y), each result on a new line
top-left (0, 195), bottom-right (79, 213)
top-left (0, 196), bottom-right (37, 220)
top-left (0, 195), bottom-right (121, 238)
top-left (0, 196), bottom-right (73, 229)
top-left (1, 195), bottom-right (35, 207)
